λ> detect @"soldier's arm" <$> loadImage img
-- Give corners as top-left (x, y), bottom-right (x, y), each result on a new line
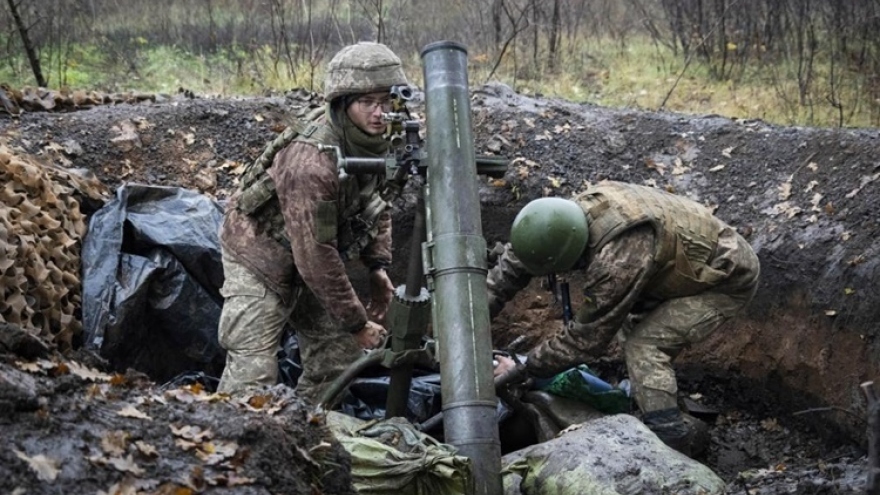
top-left (527, 225), bottom-right (656, 377)
top-left (486, 242), bottom-right (534, 319)
top-left (270, 143), bottom-right (368, 333)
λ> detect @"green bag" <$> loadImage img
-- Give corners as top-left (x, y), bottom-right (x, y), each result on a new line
top-left (538, 365), bottom-right (631, 414)
top-left (326, 412), bottom-right (473, 495)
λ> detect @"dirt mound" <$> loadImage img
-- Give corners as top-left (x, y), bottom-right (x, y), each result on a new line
top-left (0, 323), bottom-right (354, 495)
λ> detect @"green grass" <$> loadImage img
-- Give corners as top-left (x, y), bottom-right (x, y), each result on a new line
top-left (2, 35), bottom-right (876, 128)
top-left (467, 37), bottom-right (878, 128)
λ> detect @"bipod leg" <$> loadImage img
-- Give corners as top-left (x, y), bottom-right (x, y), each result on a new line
top-left (385, 191), bottom-right (432, 418)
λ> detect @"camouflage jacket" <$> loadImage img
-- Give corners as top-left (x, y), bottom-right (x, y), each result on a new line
top-left (220, 125), bottom-right (392, 334)
top-left (488, 181), bottom-right (759, 377)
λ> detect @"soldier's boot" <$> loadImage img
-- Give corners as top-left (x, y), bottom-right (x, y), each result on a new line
top-left (642, 408), bottom-right (709, 458)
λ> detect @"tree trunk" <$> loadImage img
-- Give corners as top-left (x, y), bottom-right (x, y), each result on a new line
top-left (548, 0), bottom-right (560, 70)
top-left (6, 0), bottom-right (47, 87)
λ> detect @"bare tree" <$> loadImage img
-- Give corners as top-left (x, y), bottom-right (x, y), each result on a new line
top-left (6, 0), bottom-right (46, 86)
top-left (547, 0), bottom-right (560, 70)
top-left (355, 0), bottom-right (386, 43)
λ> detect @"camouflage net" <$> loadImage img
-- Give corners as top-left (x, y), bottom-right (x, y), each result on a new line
top-left (1, 85), bottom-right (156, 115)
top-left (0, 143), bottom-right (109, 350)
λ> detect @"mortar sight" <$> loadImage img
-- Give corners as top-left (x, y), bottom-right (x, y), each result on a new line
top-left (390, 85), bottom-right (414, 101)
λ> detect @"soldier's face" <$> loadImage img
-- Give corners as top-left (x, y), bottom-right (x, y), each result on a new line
top-left (347, 92), bottom-right (391, 136)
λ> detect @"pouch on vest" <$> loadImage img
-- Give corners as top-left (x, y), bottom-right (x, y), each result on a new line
top-left (236, 173), bottom-right (277, 216)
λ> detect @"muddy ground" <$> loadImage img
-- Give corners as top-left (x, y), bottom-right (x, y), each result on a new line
top-left (1, 83), bottom-right (877, 494)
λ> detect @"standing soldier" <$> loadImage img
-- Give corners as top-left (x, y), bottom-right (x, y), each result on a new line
top-left (490, 180), bottom-right (760, 457)
top-left (216, 42), bottom-right (408, 403)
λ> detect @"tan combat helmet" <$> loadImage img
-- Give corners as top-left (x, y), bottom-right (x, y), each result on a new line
top-left (323, 42), bottom-right (408, 102)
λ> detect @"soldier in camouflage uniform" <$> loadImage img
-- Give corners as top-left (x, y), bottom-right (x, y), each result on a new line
top-left (489, 180), bottom-right (760, 456)
top-left (216, 42), bottom-right (409, 403)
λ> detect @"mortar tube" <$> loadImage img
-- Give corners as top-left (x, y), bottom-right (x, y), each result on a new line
top-left (421, 40), bottom-right (502, 495)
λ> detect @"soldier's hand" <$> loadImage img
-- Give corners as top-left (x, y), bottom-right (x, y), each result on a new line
top-left (367, 268), bottom-right (394, 323)
top-left (492, 355), bottom-right (517, 378)
top-left (354, 320), bottom-right (387, 350)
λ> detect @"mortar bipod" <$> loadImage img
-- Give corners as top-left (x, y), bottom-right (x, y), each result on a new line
top-left (315, 191), bottom-right (435, 414)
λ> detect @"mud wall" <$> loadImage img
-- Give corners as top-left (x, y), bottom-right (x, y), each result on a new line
top-left (388, 83), bottom-right (880, 442)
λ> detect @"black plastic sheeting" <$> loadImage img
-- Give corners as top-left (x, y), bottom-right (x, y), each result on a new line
top-left (80, 184), bottom-right (446, 421)
top-left (81, 184), bottom-right (227, 382)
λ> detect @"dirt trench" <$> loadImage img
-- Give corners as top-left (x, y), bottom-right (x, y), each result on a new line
top-left (1, 83), bottom-right (878, 493)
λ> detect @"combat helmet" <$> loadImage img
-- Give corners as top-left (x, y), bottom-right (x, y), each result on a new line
top-left (510, 197), bottom-right (588, 275)
top-left (324, 42), bottom-right (408, 102)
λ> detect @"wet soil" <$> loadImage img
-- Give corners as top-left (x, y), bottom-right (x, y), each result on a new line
top-left (1, 83), bottom-right (877, 493)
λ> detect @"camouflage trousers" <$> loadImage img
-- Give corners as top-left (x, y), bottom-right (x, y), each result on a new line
top-left (622, 279), bottom-right (759, 414)
top-left (216, 252), bottom-right (364, 403)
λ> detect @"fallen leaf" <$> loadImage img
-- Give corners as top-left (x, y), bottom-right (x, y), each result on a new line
top-left (534, 130), bottom-right (552, 141)
top-left (49, 361), bottom-right (70, 377)
top-left (193, 392), bottom-right (229, 404)
top-left (184, 133), bottom-right (195, 146)
top-left (211, 473), bottom-right (256, 487)
top-left (777, 181), bottom-right (792, 200)
top-left (672, 157), bottom-right (690, 175)
top-left (247, 394), bottom-right (271, 409)
top-left (810, 193), bottom-right (823, 212)
top-left (848, 255), bottom-right (866, 266)
top-left (14, 361), bottom-right (42, 373)
top-left (135, 441), bottom-right (159, 458)
top-left (804, 180), bottom-right (818, 193)
top-left (164, 388), bottom-right (196, 404)
top-left (101, 430), bottom-right (130, 457)
top-left (807, 162), bottom-right (818, 171)
top-left (844, 288), bottom-right (856, 295)
top-left (721, 146), bottom-right (735, 158)
top-left (107, 455), bottom-right (145, 476)
top-left (109, 374), bottom-right (128, 386)
top-left (773, 201), bottom-right (802, 218)
top-left (176, 438), bottom-right (199, 451)
top-left (14, 450), bottom-right (59, 482)
top-left (68, 361), bottom-right (113, 382)
top-left (645, 157), bottom-right (667, 175)
top-left (553, 123), bottom-right (571, 134)
top-left (117, 405), bottom-right (152, 420)
top-left (171, 424), bottom-right (213, 442)
top-left (196, 440), bottom-right (239, 465)
top-left (760, 418), bottom-right (781, 431)
top-left (183, 382), bottom-right (205, 395)
top-left (97, 480), bottom-right (138, 495)
top-left (547, 176), bottom-right (563, 188)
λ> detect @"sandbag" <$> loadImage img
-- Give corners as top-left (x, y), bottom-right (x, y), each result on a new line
top-left (502, 414), bottom-right (725, 495)
top-left (326, 412), bottom-right (472, 495)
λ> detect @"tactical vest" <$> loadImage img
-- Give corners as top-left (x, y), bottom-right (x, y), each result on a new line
top-left (234, 108), bottom-right (389, 262)
top-left (574, 181), bottom-right (725, 299)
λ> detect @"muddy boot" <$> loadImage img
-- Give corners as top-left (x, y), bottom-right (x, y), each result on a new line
top-left (642, 408), bottom-right (709, 458)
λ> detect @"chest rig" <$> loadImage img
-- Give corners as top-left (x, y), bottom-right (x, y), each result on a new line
top-left (234, 108), bottom-right (389, 261)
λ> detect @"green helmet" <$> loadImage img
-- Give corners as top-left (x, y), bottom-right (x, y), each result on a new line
top-left (323, 42), bottom-right (408, 102)
top-left (510, 197), bottom-right (588, 275)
